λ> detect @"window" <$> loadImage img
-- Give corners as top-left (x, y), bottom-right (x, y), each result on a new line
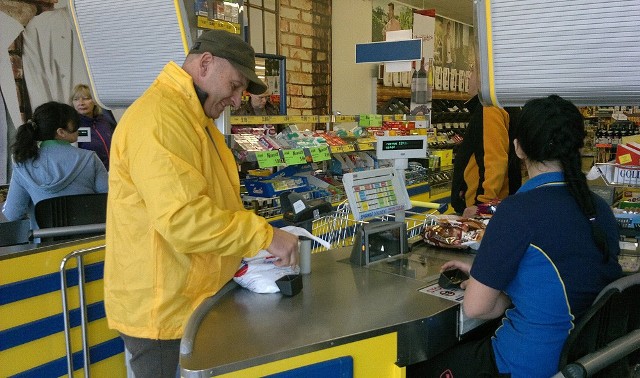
top-left (244, 0), bottom-right (278, 54)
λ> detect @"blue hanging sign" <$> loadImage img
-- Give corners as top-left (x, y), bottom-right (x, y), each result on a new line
top-left (355, 39), bottom-right (422, 64)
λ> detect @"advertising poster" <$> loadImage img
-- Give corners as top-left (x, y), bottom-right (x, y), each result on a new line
top-left (372, 1), bottom-right (414, 42)
top-left (434, 16), bottom-right (475, 72)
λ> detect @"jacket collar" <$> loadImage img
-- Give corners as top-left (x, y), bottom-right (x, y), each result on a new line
top-left (158, 62), bottom-right (210, 126)
top-left (517, 171), bottom-right (565, 193)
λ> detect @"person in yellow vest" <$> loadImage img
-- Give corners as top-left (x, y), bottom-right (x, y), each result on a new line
top-left (104, 30), bottom-right (299, 378)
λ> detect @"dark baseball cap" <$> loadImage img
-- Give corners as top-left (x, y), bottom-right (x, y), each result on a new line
top-left (189, 30), bottom-right (267, 94)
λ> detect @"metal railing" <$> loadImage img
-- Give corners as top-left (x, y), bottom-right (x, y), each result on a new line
top-left (59, 244), bottom-right (106, 378)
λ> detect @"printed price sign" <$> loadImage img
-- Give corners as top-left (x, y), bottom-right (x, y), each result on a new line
top-left (341, 144), bottom-right (356, 153)
top-left (255, 150), bottom-right (282, 168)
top-left (330, 145), bottom-right (344, 154)
top-left (309, 146), bottom-right (331, 162)
top-left (283, 149), bottom-right (307, 165)
top-left (358, 142), bottom-right (375, 151)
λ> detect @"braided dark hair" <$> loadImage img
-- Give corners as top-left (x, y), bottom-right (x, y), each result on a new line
top-left (515, 95), bottom-right (608, 259)
top-left (11, 101), bottom-right (80, 163)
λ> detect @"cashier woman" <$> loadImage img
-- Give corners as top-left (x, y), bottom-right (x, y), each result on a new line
top-left (409, 95), bottom-right (622, 377)
top-left (103, 30), bottom-right (298, 378)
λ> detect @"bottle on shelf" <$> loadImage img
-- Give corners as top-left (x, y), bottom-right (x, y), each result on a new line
top-left (410, 61), bottom-right (418, 105)
top-left (415, 57), bottom-right (428, 104)
top-left (427, 58), bottom-right (434, 103)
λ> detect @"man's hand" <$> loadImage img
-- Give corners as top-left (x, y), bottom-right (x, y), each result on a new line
top-left (267, 227), bottom-right (299, 267)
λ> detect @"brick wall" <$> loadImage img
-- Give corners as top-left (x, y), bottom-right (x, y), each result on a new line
top-left (279, 0), bottom-right (331, 120)
top-left (2, 0), bottom-right (57, 122)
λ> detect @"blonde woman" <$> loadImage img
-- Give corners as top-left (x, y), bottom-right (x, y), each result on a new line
top-left (70, 84), bottom-right (117, 169)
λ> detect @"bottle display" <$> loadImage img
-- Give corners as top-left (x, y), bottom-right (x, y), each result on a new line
top-left (415, 57), bottom-right (428, 104)
top-left (410, 61), bottom-right (417, 105)
top-left (427, 58), bottom-right (434, 103)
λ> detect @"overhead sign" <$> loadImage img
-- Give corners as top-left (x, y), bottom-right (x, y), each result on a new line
top-left (355, 38), bottom-right (422, 64)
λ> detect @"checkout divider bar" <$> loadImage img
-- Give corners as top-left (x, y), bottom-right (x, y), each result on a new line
top-left (31, 224), bottom-right (106, 239)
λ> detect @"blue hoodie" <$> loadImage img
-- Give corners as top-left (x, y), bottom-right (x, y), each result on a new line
top-left (2, 140), bottom-right (108, 228)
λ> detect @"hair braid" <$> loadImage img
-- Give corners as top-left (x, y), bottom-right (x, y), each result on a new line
top-left (517, 95), bottom-right (609, 259)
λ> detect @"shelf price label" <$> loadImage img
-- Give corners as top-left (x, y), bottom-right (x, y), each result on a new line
top-left (335, 115), bottom-right (358, 123)
top-left (309, 146), bottom-right (331, 162)
top-left (255, 150), bottom-right (282, 168)
top-left (283, 149), bottom-right (307, 165)
top-left (330, 145), bottom-right (344, 154)
top-left (341, 144), bottom-right (356, 153)
top-left (358, 142), bottom-right (375, 151)
top-left (196, 16), bottom-right (241, 34)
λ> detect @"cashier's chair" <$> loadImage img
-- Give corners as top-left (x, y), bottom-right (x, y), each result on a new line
top-left (34, 193), bottom-right (108, 241)
top-left (554, 272), bottom-right (640, 378)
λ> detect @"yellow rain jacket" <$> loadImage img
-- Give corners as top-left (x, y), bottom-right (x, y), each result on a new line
top-left (104, 62), bottom-right (272, 340)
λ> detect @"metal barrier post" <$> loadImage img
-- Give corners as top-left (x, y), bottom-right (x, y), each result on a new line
top-left (59, 245), bottom-right (106, 378)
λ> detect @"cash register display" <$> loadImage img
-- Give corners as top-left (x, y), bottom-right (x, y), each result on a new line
top-left (342, 167), bottom-right (412, 221)
top-left (375, 135), bottom-right (428, 160)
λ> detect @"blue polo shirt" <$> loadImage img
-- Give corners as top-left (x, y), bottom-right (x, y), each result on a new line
top-left (470, 172), bottom-right (622, 377)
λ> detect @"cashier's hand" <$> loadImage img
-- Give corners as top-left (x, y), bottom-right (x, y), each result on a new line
top-left (441, 260), bottom-right (472, 289)
top-left (267, 226), bottom-right (299, 267)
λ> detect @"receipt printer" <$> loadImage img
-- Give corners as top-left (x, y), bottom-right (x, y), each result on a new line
top-left (280, 192), bottom-right (332, 229)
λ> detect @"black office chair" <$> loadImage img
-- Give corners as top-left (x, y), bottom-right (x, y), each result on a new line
top-left (0, 219), bottom-right (32, 247)
top-left (34, 193), bottom-right (108, 241)
top-left (554, 272), bottom-right (640, 378)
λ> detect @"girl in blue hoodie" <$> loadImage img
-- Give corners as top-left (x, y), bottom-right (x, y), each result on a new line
top-left (2, 101), bottom-right (108, 229)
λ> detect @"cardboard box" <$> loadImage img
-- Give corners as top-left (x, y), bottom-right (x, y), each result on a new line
top-left (615, 143), bottom-right (640, 165)
top-left (435, 66), bottom-right (443, 90)
top-left (431, 149), bottom-right (453, 167)
top-left (457, 70), bottom-right (466, 92)
top-left (450, 69), bottom-right (457, 92)
top-left (442, 68), bottom-right (450, 91)
top-left (613, 165), bottom-right (640, 186)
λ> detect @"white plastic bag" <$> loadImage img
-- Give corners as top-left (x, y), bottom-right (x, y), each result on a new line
top-left (233, 250), bottom-right (299, 293)
top-left (232, 226), bottom-right (330, 293)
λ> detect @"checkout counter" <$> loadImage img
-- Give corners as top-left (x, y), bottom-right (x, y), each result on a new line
top-left (2, 233), bottom-right (474, 378)
top-left (180, 244), bottom-right (477, 377)
top-left (0, 235), bottom-right (126, 377)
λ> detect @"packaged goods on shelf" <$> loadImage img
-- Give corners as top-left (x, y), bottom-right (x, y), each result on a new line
top-left (243, 165), bottom-right (313, 198)
top-left (232, 134), bottom-right (282, 151)
top-left (231, 124), bottom-right (276, 136)
top-left (195, 0), bottom-right (210, 17)
top-left (614, 210), bottom-right (640, 230)
top-left (244, 176), bottom-right (309, 198)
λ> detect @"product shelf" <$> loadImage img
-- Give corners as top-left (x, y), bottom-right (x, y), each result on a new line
top-left (595, 163), bottom-right (640, 187)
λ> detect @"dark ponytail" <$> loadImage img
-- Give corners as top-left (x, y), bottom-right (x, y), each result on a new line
top-left (515, 95), bottom-right (609, 259)
top-left (11, 101), bottom-right (80, 163)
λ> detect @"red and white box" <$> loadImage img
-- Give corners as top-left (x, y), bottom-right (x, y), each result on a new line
top-left (615, 143), bottom-right (640, 166)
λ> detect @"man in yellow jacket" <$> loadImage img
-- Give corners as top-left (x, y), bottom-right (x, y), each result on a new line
top-left (104, 30), bottom-right (299, 378)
